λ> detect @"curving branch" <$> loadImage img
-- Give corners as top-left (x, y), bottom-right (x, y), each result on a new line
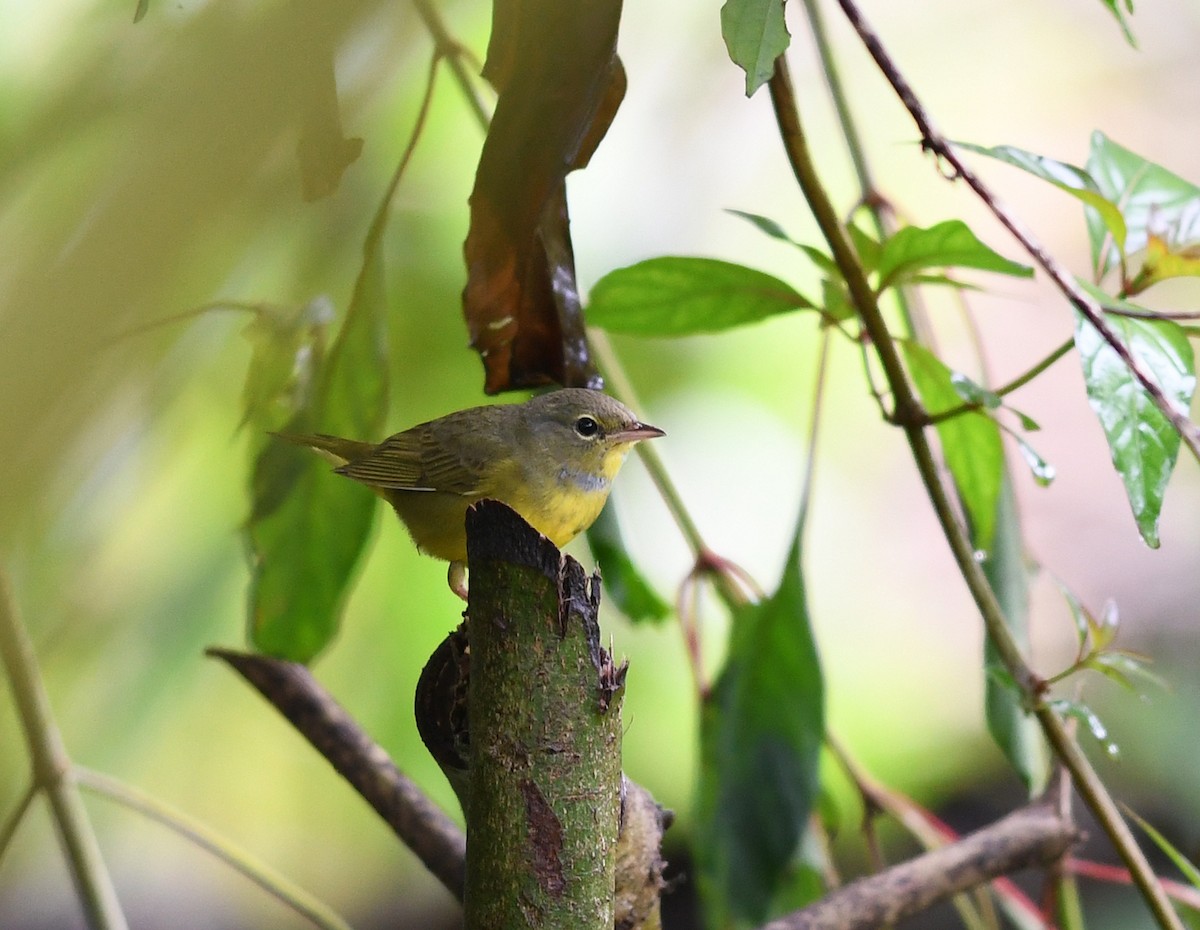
top-left (759, 804), bottom-right (1077, 930)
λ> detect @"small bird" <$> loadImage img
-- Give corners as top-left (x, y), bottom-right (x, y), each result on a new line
top-left (280, 388), bottom-right (664, 598)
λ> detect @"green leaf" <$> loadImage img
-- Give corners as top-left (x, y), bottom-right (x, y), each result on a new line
top-left (247, 244), bottom-right (389, 662)
top-left (1074, 291), bottom-right (1196, 548)
top-left (875, 220), bottom-right (1032, 292)
top-left (799, 246), bottom-right (839, 276)
top-left (1087, 132), bottom-right (1200, 279)
top-left (903, 342), bottom-right (1004, 551)
top-left (1047, 698), bottom-right (1120, 758)
top-left (1127, 233), bottom-right (1200, 295)
top-left (726, 209), bottom-right (797, 245)
top-left (949, 371), bottom-right (1001, 409)
top-left (588, 257), bottom-right (813, 336)
top-left (1096, 0), bottom-right (1137, 47)
top-left (982, 475), bottom-right (1051, 796)
top-left (720, 0), bottom-right (790, 97)
top-left (585, 505), bottom-right (670, 624)
top-left (846, 223), bottom-right (882, 274)
top-left (239, 297), bottom-right (334, 433)
top-left (1085, 650), bottom-right (1166, 692)
top-left (696, 531), bottom-right (824, 926)
top-left (1126, 807), bottom-right (1200, 891)
top-left (1012, 435), bottom-right (1056, 487)
top-left (820, 276), bottom-right (855, 322)
top-left (956, 141), bottom-right (1128, 263)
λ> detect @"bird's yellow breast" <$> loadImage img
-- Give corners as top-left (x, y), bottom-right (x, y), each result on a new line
top-left (386, 446), bottom-right (629, 563)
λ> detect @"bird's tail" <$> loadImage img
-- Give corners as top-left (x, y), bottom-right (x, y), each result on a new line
top-left (271, 432), bottom-right (376, 467)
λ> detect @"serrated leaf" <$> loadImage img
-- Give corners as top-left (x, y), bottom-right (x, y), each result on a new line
top-left (247, 244), bottom-right (388, 662)
top-left (876, 220), bottom-right (1032, 293)
top-left (957, 141), bottom-right (1128, 264)
top-left (1074, 288), bottom-right (1196, 548)
top-left (585, 504), bottom-right (670, 624)
top-left (720, 0), bottom-right (790, 97)
top-left (983, 475), bottom-right (1050, 796)
top-left (903, 342), bottom-right (1004, 550)
top-left (696, 531), bottom-right (824, 926)
top-left (588, 257), bottom-right (813, 336)
top-left (1087, 132), bottom-right (1200, 279)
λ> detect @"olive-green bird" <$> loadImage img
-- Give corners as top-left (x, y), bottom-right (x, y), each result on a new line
top-left (280, 388), bottom-right (664, 598)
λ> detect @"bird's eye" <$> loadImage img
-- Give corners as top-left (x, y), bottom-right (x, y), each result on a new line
top-left (574, 415), bottom-right (600, 438)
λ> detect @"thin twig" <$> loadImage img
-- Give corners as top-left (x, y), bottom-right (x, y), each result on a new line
top-left (75, 768), bottom-right (354, 930)
top-left (411, 0), bottom-right (490, 129)
top-left (1101, 303), bottom-right (1200, 321)
top-left (833, 0), bottom-right (1200, 468)
top-left (766, 48), bottom-right (1184, 930)
top-left (207, 648), bottom-right (467, 900)
top-left (925, 337), bottom-right (1074, 425)
top-left (0, 569), bottom-right (128, 930)
top-left (0, 780), bottom-right (37, 862)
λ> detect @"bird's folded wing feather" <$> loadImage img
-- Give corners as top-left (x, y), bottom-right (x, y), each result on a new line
top-left (336, 425), bottom-right (490, 496)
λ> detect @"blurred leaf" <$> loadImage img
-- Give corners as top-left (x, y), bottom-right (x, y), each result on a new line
top-left (949, 371), bottom-right (1002, 409)
top-left (588, 257), bottom-right (813, 336)
top-left (1084, 650), bottom-right (1166, 692)
top-left (586, 505), bottom-right (670, 624)
top-left (1012, 435), bottom-right (1056, 487)
top-left (982, 475), bottom-right (1050, 796)
top-left (1126, 807), bottom-right (1200, 890)
top-left (1127, 233), bottom-right (1200, 295)
top-left (1097, 0), bottom-right (1137, 47)
top-left (820, 276), bottom-right (855, 322)
top-left (727, 209), bottom-right (798, 245)
top-left (1047, 698), bottom-right (1120, 758)
top-left (766, 829), bottom-right (829, 916)
top-left (903, 342), bottom-right (1004, 551)
top-left (1054, 870), bottom-right (1087, 930)
top-left (957, 141), bottom-right (1128, 265)
top-left (1087, 132), bottom-right (1200, 280)
top-left (720, 0), bottom-right (789, 97)
top-left (696, 532), bottom-right (823, 926)
top-left (1012, 408), bottom-right (1042, 432)
top-left (800, 246), bottom-right (839, 276)
top-left (240, 297), bottom-right (334, 433)
top-left (1095, 599), bottom-right (1120, 650)
top-left (1074, 291), bottom-right (1196, 548)
top-left (875, 220), bottom-right (1032, 293)
top-left (465, 0), bottom-right (622, 391)
top-left (1056, 581), bottom-right (1094, 653)
top-left (847, 223), bottom-right (882, 274)
top-left (247, 244), bottom-right (388, 662)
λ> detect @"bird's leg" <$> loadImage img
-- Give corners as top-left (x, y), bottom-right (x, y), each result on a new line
top-left (447, 561), bottom-right (469, 601)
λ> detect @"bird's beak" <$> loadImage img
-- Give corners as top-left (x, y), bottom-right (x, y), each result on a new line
top-left (610, 422), bottom-right (665, 444)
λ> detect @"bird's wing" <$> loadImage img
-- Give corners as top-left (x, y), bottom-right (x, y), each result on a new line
top-left (336, 423), bottom-right (490, 496)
